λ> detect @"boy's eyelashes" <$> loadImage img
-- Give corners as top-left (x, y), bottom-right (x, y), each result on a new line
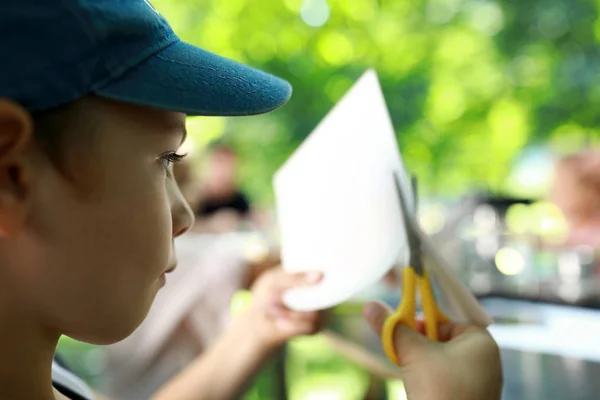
top-left (159, 152), bottom-right (187, 178)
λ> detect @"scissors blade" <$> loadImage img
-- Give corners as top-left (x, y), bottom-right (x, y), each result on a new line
top-left (393, 172), bottom-right (424, 275)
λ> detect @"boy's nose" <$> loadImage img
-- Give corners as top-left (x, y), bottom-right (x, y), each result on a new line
top-left (172, 192), bottom-right (194, 237)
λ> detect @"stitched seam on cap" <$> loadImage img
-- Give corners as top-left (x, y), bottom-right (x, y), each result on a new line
top-left (154, 53), bottom-right (256, 86)
top-left (64, 0), bottom-right (102, 45)
top-left (91, 35), bottom-right (180, 91)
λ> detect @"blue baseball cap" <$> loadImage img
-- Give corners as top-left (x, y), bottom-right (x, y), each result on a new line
top-left (0, 0), bottom-right (292, 116)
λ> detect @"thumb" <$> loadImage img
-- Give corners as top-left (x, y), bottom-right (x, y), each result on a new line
top-left (363, 301), bottom-right (392, 334)
top-left (363, 301), bottom-right (433, 365)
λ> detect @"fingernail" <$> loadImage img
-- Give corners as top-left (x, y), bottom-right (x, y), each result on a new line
top-left (305, 271), bottom-right (322, 283)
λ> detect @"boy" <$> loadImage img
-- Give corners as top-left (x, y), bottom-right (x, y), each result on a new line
top-left (0, 1), bottom-right (503, 399)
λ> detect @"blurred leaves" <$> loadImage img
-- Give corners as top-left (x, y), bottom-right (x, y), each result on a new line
top-left (155, 0), bottom-right (600, 204)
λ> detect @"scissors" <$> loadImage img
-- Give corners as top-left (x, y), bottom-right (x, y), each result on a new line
top-left (382, 173), bottom-right (449, 366)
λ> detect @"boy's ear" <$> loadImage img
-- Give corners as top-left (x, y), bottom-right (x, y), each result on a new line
top-left (0, 99), bottom-right (34, 237)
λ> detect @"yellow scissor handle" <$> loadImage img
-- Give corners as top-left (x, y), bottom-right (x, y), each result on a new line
top-left (419, 269), bottom-right (449, 342)
top-left (382, 267), bottom-right (449, 365)
top-left (382, 267), bottom-right (416, 365)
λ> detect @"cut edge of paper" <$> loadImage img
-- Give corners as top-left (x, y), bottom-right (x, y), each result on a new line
top-left (390, 172), bottom-right (492, 327)
top-left (274, 67), bottom-right (413, 313)
top-left (282, 233), bottom-right (405, 312)
top-left (273, 68), bottom-right (416, 215)
top-left (418, 228), bottom-right (494, 326)
top-left (273, 68), bottom-right (493, 322)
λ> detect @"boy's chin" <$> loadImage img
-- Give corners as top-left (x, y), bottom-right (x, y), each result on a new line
top-left (65, 305), bottom-right (153, 345)
top-left (69, 323), bottom-right (141, 346)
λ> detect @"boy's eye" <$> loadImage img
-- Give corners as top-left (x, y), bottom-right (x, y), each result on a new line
top-left (160, 152), bottom-right (186, 178)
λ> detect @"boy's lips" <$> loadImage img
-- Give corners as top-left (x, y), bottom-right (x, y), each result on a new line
top-left (159, 264), bottom-right (176, 287)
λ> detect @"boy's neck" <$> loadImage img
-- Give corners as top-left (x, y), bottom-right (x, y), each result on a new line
top-left (0, 294), bottom-right (60, 400)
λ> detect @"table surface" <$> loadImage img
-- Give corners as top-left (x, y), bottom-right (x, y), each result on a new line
top-left (500, 348), bottom-right (600, 400)
top-left (326, 297), bottom-right (600, 400)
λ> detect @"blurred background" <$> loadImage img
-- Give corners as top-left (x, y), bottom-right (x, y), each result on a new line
top-left (57, 0), bottom-right (600, 399)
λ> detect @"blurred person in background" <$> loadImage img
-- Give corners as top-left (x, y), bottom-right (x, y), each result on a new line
top-left (550, 150), bottom-right (600, 247)
top-left (173, 150), bottom-right (279, 283)
top-left (194, 142), bottom-right (253, 233)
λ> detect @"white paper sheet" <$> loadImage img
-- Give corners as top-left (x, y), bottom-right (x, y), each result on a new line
top-left (274, 70), bottom-right (409, 311)
top-left (274, 69), bottom-right (492, 325)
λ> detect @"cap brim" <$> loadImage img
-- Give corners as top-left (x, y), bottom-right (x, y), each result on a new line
top-left (94, 41), bottom-right (292, 116)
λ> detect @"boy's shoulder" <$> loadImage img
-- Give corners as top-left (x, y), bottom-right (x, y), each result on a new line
top-left (52, 355), bottom-right (95, 400)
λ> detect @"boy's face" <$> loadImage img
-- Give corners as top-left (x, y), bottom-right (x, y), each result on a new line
top-left (0, 96), bottom-right (194, 344)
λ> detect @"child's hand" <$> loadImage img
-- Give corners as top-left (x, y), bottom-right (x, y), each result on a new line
top-left (243, 268), bottom-right (325, 350)
top-left (364, 301), bottom-right (503, 400)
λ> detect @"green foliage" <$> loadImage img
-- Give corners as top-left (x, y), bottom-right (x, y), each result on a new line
top-left (154, 0), bottom-right (600, 204)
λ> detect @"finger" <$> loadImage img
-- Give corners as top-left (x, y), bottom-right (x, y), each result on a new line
top-left (277, 308), bottom-right (329, 332)
top-left (363, 302), bottom-right (432, 348)
top-left (412, 319), bottom-right (488, 342)
top-left (267, 302), bottom-right (319, 322)
top-left (268, 268), bottom-right (323, 289)
top-left (400, 319), bottom-right (452, 341)
top-left (447, 322), bottom-right (491, 340)
top-left (271, 307), bottom-right (318, 320)
top-left (273, 308), bottom-right (321, 335)
top-left (279, 309), bottom-right (320, 325)
top-left (392, 324), bottom-right (438, 365)
top-left (414, 320), bottom-right (426, 335)
top-left (412, 319), bottom-right (449, 340)
top-left (364, 302), bottom-right (435, 365)
top-left (362, 301), bottom-right (393, 335)
top-left (275, 317), bottom-right (319, 336)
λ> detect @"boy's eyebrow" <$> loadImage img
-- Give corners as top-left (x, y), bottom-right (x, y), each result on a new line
top-left (171, 118), bottom-right (187, 145)
top-left (180, 126), bottom-right (187, 145)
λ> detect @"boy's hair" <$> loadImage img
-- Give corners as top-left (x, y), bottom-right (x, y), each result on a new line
top-left (30, 102), bottom-right (90, 169)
